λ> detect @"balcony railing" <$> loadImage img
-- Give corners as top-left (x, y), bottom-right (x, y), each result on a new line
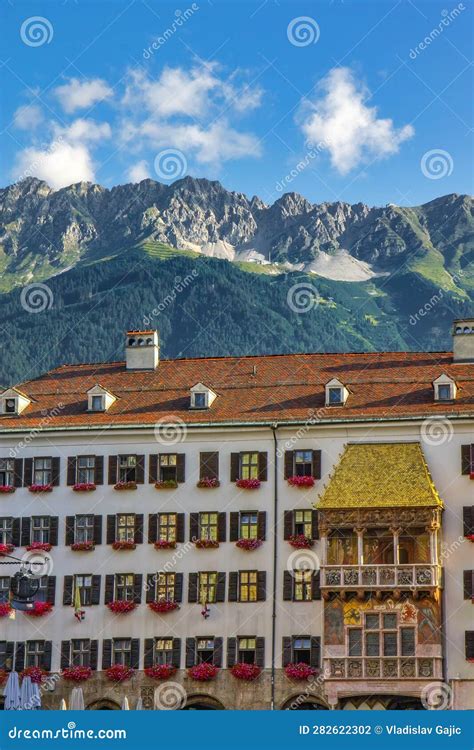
top-left (325, 656), bottom-right (441, 680)
top-left (321, 564), bottom-right (441, 589)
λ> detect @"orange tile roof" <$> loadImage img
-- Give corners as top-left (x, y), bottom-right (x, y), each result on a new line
top-left (1, 351), bottom-right (473, 430)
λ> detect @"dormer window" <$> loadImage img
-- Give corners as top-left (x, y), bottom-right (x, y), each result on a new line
top-left (91, 395), bottom-right (104, 412)
top-left (87, 385), bottom-right (116, 413)
top-left (0, 388), bottom-right (31, 415)
top-left (438, 385), bottom-right (452, 401)
top-left (4, 398), bottom-right (17, 414)
top-left (325, 378), bottom-right (348, 407)
top-left (193, 392), bottom-right (208, 409)
top-left (433, 374), bottom-right (456, 402)
top-left (190, 383), bottom-right (217, 410)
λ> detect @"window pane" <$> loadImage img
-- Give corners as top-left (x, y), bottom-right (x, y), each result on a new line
top-left (383, 613), bottom-right (397, 629)
top-left (401, 628), bottom-right (415, 656)
top-left (365, 614), bottom-right (379, 630)
top-left (383, 632), bottom-right (398, 657)
top-left (348, 629), bottom-right (362, 656)
top-left (365, 632), bottom-right (379, 657)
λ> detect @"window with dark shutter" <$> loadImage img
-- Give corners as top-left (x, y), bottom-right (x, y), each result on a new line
top-left (65, 516), bottom-right (75, 547)
top-left (257, 571), bottom-right (266, 601)
top-left (144, 638), bottom-right (154, 669)
top-left (230, 453), bottom-right (240, 482)
top-left (229, 512), bottom-right (239, 542)
top-left (200, 451), bottom-right (219, 480)
top-left (135, 455), bottom-right (145, 484)
top-left (51, 458), bottom-right (60, 487)
top-left (11, 518), bottom-right (21, 547)
top-left (131, 639), bottom-right (140, 669)
top-left (228, 572), bottom-right (238, 602)
top-left (258, 452), bottom-right (268, 481)
top-left (310, 637), bottom-right (320, 668)
top-left (149, 455), bottom-right (158, 484)
top-left (171, 638), bottom-right (181, 669)
top-left (90, 640), bottom-right (98, 670)
top-left (42, 642), bottom-right (52, 671)
top-left (185, 638), bottom-right (195, 668)
top-left (108, 456), bottom-right (118, 485)
top-left (93, 516), bottom-right (102, 546)
top-left (255, 637), bottom-right (265, 668)
top-left (46, 576), bottom-right (56, 605)
top-left (257, 512), bottom-right (266, 541)
top-left (133, 575), bottom-right (142, 604)
top-left (91, 576), bottom-right (101, 605)
top-left (188, 573), bottom-right (198, 603)
top-left (312, 571), bottom-right (321, 600)
top-left (23, 459), bottom-right (33, 488)
top-left (67, 458), bottom-right (77, 486)
top-left (465, 631), bottom-right (474, 660)
top-left (134, 515), bottom-right (144, 544)
top-left (13, 459), bottom-right (24, 488)
top-left (282, 637), bottom-right (292, 667)
top-left (177, 513), bottom-right (185, 543)
top-left (283, 511), bottom-right (294, 540)
top-left (312, 510), bottom-right (319, 540)
top-left (283, 571), bottom-right (293, 601)
top-left (94, 456), bottom-right (104, 485)
top-left (461, 445), bottom-right (473, 475)
top-left (284, 451), bottom-right (294, 480)
top-left (213, 637), bottom-right (223, 667)
top-left (104, 575), bottom-right (114, 604)
top-left (21, 517), bottom-right (31, 547)
top-left (217, 512), bottom-right (226, 542)
top-left (176, 454), bottom-right (185, 483)
top-left (49, 517), bottom-right (59, 546)
top-left (106, 515), bottom-right (116, 545)
top-left (148, 514), bottom-right (158, 543)
top-left (216, 573), bottom-right (226, 602)
top-left (60, 640), bottom-right (71, 670)
top-left (189, 513), bottom-right (199, 542)
top-left (463, 570), bottom-right (474, 600)
top-left (102, 639), bottom-right (112, 670)
top-left (463, 507), bottom-right (474, 537)
top-left (63, 576), bottom-right (74, 606)
top-left (175, 573), bottom-right (183, 603)
top-left (227, 637), bottom-right (237, 668)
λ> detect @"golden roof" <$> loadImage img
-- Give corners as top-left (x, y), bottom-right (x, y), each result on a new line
top-left (317, 443), bottom-right (443, 509)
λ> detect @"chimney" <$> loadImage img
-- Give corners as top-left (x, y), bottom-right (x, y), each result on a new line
top-left (125, 330), bottom-right (159, 370)
top-left (452, 319), bottom-right (474, 363)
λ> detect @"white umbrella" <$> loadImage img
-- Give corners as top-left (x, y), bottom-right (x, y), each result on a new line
top-left (20, 676), bottom-right (34, 710)
top-left (4, 672), bottom-right (21, 710)
top-left (121, 696), bottom-right (130, 710)
top-left (135, 697), bottom-right (143, 710)
top-left (70, 687), bottom-right (85, 710)
top-left (31, 681), bottom-right (41, 709)
top-left (59, 698), bottom-right (67, 710)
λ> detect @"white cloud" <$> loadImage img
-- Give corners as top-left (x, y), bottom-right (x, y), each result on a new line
top-left (299, 67), bottom-right (414, 174)
top-left (13, 103), bottom-right (44, 130)
top-left (127, 160), bottom-right (150, 182)
top-left (56, 118), bottom-right (112, 143)
top-left (13, 141), bottom-right (95, 189)
top-left (54, 77), bottom-right (113, 113)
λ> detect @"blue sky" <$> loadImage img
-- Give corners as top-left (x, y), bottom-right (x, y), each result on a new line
top-left (1, 0), bottom-right (472, 206)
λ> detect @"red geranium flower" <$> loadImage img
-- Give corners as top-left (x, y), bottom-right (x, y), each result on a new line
top-left (24, 601), bottom-right (52, 617)
top-left (154, 539), bottom-right (177, 550)
top-left (288, 534), bottom-right (314, 549)
top-left (28, 484), bottom-right (53, 493)
top-left (196, 477), bottom-right (220, 489)
top-left (106, 664), bottom-right (134, 682)
top-left (0, 602), bottom-right (12, 617)
top-left (0, 485), bottom-right (15, 493)
top-left (236, 538), bottom-right (263, 551)
top-left (145, 664), bottom-right (177, 680)
top-left (62, 666), bottom-right (93, 682)
top-left (113, 481), bottom-right (137, 491)
top-left (230, 663), bottom-right (262, 681)
top-left (148, 600), bottom-right (180, 614)
top-left (112, 540), bottom-right (136, 550)
top-left (287, 475), bottom-right (315, 488)
top-left (26, 542), bottom-right (52, 552)
top-left (107, 600), bottom-right (136, 614)
top-left (154, 480), bottom-right (178, 490)
top-left (285, 662), bottom-right (317, 680)
top-left (71, 541), bottom-right (95, 551)
top-left (187, 663), bottom-right (219, 681)
top-left (236, 478), bottom-right (261, 490)
top-left (0, 543), bottom-right (14, 556)
top-left (194, 539), bottom-right (219, 549)
top-left (21, 666), bottom-right (48, 684)
top-left (72, 483), bottom-right (96, 492)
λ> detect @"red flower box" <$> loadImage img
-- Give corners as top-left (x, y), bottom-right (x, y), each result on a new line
top-left (148, 600), bottom-right (180, 614)
top-left (71, 541), bottom-right (95, 551)
top-left (196, 477), bottom-right (220, 489)
top-left (112, 540), bottom-right (136, 550)
top-left (195, 539), bottom-right (219, 549)
top-left (154, 539), bottom-right (177, 550)
top-left (113, 481), bottom-right (137, 491)
top-left (236, 538), bottom-right (263, 551)
top-left (24, 601), bottom-right (52, 617)
top-left (106, 664), bottom-right (134, 682)
top-left (0, 602), bottom-right (12, 617)
top-left (62, 666), bottom-right (93, 682)
top-left (107, 600), bottom-right (137, 614)
top-left (289, 534), bottom-right (314, 549)
top-left (187, 663), bottom-right (219, 681)
top-left (470, 472), bottom-right (474, 480)
top-left (26, 542), bottom-right (52, 552)
top-left (236, 478), bottom-right (261, 490)
top-left (72, 483), bottom-right (96, 492)
top-left (145, 664), bottom-right (177, 680)
top-left (0, 669), bottom-right (7, 684)
top-left (0, 485), bottom-right (15, 494)
top-left (0, 543), bottom-right (14, 556)
top-left (285, 662), bottom-right (317, 680)
top-left (230, 663), bottom-right (262, 681)
top-left (465, 534), bottom-right (474, 542)
top-left (28, 484), bottom-right (53, 493)
top-left (154, 480), bottom-right (178, 490)
top-left (21, 666), bottom-right (49, 684)
top-left (287, 475), bottom-right (315, 488)
top-left (466, 657), bottom-right (474, 663)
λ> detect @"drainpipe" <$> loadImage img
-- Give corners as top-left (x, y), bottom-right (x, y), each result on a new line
top-left (271, 423), bottom-right (279, 710)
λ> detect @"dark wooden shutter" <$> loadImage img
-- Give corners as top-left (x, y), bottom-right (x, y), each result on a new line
top-left (93, 516), bottom-right (102, 545)
top-left (102, 639), bottom-right (112, 669)
top-left (65, 516), bottom-right (75, 546)
top-left (146, 574), bottom-right (155, 603)
top-left (148, 514), bottom-right (158, 543)
top-left (94, 456), bottom-right (104, 485)
top-left (91, 576), bottom-right (101, 605)
top-left (228, 572), bottom-right (238, 602)
top-left (46, 576), bottom-right (56, 605)
top-left (311, 510), bottom-right (319, 540)
top-left (255, 637), bottom-right (265, 667)
top-left (131, 639), bottom-right (140, 669)
top-left (312, 571), bottom-right (321, 600)
top-left (51, 457), bottom-right (60, 487)
top-left (185, 638), bottom-right (195, 668)
top-left (90, 640), bottom-right (98, 670)
top-left (24, 458), bottom-right (33, 487)
top-left (104, 575), bottom-right (114, 604)
top-left (42, 642), bottom-right (52, 670)
top-left (13, 459), bottom-right (24, 488)
top-left (282, 637), bottom-right (292, 667)
top-left (461, 445), bottom-right (472, 475)
top-left (283, 511), bottom-right (293, 540)
top-left (465, 631), bottom-right (474, 660)
top-left (200, 451), bottom-right (219, 480)
top-left (230, 453), bottom-right (240, 482)
top-left (133, 574), bottom-right (142, 604)
top-left (188, 573), bottom-right (198, 603)
top-left (148, 455), bottom-right (158, 484)
top-left (175, 573), bottom-right (183, 603)
top-left (310, 637), bottom-right (321, 668)
top-left (63, 576), bottom-right (73, 606)
top-left (176, 454), bottom-right (185, 483)
top-left (227, 637), bottom-right (237, 668)
top-left (177, 513), bottom-right (185, 543)
top-left (463, 570), bottom-right (474, 599)
top-left (106, 515), bottom-right (116, 544)
top-left (312, 450), bottom-right (322, 479)
top-left (216, 572), bottom-right (226, 602)
top-left (5, 642), bottom-right (14, 672)
top-left (136, 455), bottom-right (145, 484)
top-left (463, 507), bottom-right (474, 537)
top-left (229, 512), bottom-right (239, 542)
top-left (213, 637), bottom-right (223, 667)
top-left (11, 518), bottom-right (20, 547)
top-left (134, 514), bottom-right (144, 544)
top-left (283, 571), bottom-right (293, 601)
top-left (257, 571), bottom-right (266, 601)
top-left (108, 456), bottom-right (117, 485)
top-left (144, 638), bottom-right (154, 669)
top-left (172, 638), bottom-right (181, 669)
top-left (258, 452), bottom-right (268, 481)
top-left (189, 513), bottom-right (199, 542)
top-left (67, 457), bottom-right (77, 486)
top-left (217, 512), bottom-right (226, 542)
top-left (15, 643), bottom-right (25, 673)
top-left (49, 516), bottom-right (59, 546)
top-left (60, 640), bottom-right (70, 670)
top-left (21, 517), bottom-right (31, 546)
top-left (284, 451), bottom-right (294, 479)
top-left (257, 512), bottom-right (266, 541)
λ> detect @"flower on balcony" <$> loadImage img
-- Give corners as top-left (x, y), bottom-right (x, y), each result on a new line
top-left (287, 475), bottom-right (315, 489)
top-left (0, 669), bottom-right (7, 684)
top-left (21, 666), bottom-right (49, 684)
top-left (0, 485), bottom-right (15, 494)
top-left (24, 601), bottom-right (52, 617)
top-left (235, 478), bottom-right (261, 490)
top-left (145, 664), bottom-right (177, 680)
top-left (72, 483), bottom-right (96, 492)
top-left (113, 481), bottom-right (137, 491)
top-left (112, 540), bottom-right (136, 551)
top-left (26, 542), bottom-right (52, 552)
top-left (154, 539), bottom-right (177, 550)
top-left (288, 534), bottom-right (314, 549)
top-left (194, 539), bottom-right (219, 549)
top-left (62, 666), bottom-right (93, 682)
top-left (106, 664), bottom-right (134, 682)
top-left (285, 663), bottom-right (317, 680)
top-left (196, 477), bottom-right (220, 489)
top-left (0, 602), bottom-right (12, 617)
top-left (28, 484), bottom-right (53, 493)
top-left (154, 480), bottom-right (178, 490)
top-left (230, 663), bottom-right (261, 681)
top-left (148, 600), bottom-right (180, 614)
top-left (465, 533), bottom-right (474, 542)
top-left (236, 538), bottom-right (262, 551)
top-left (467, 657), bottom-right (474, 663)
top-left (71, 541), bottom-right (95, 551)
top-left (470, 472), bottom-right (474, 480)
top-left (107, 600), bottom-right (137, 614)
top-left (187, 663), bottom-right (219, 681)
top-left (0, 543), bottom-right (14, 556)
